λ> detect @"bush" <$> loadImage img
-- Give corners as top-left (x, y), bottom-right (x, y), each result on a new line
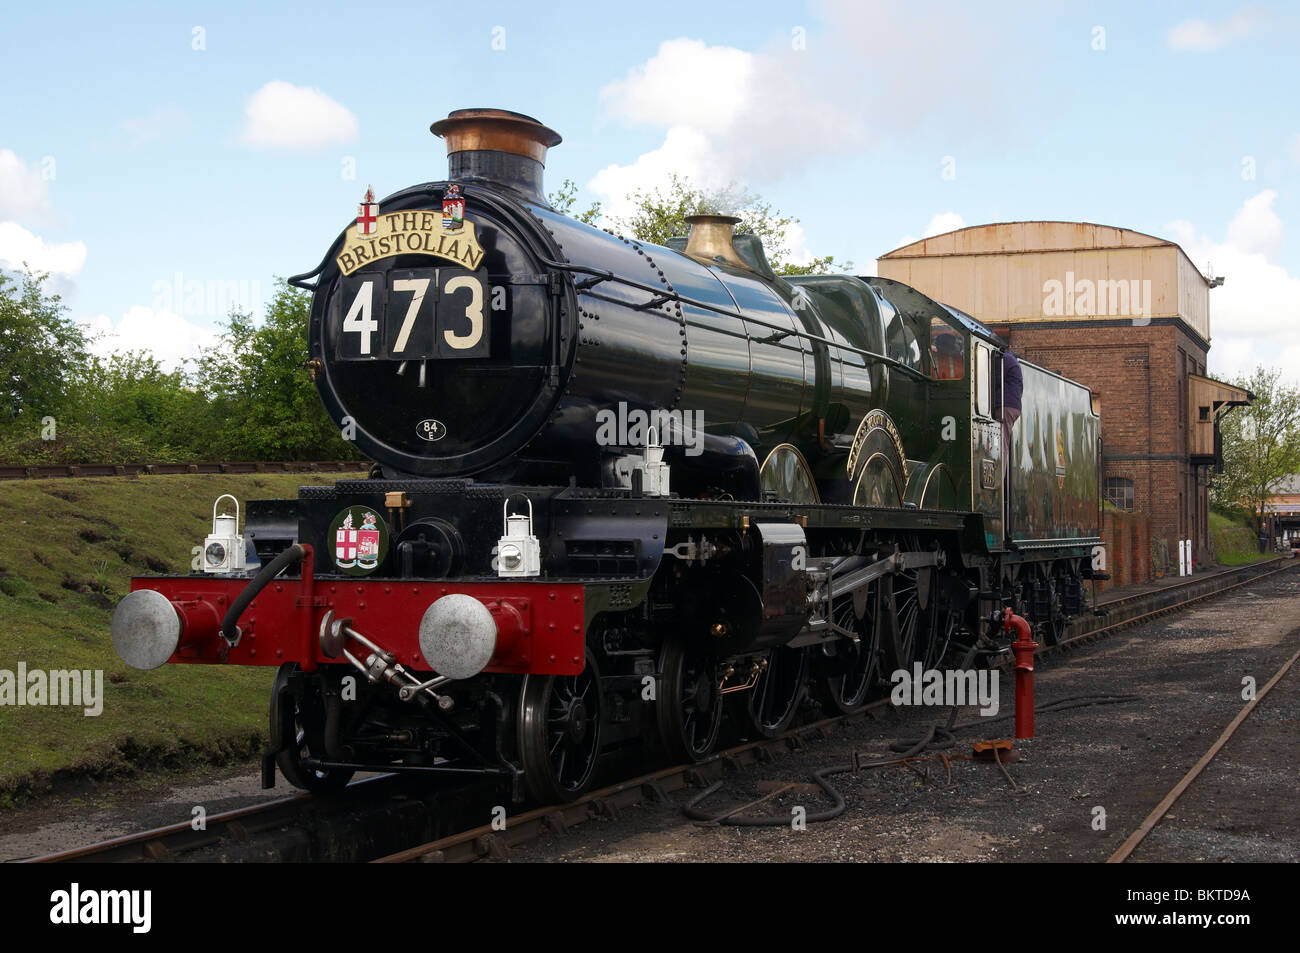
top-left (0, 271), bottom-right (363, 465)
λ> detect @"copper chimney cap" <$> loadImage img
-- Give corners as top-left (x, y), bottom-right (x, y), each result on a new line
top-left (430, 108), bottom-right (562, 165)
top-left (683, 214), bottom-right (747, 269)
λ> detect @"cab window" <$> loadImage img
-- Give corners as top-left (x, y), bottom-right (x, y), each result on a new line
top-left (975, 342), bottom-right (992, 417)
top-left (930, 316), bottom-right (965, 381)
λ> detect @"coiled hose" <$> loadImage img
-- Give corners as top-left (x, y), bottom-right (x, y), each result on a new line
top-left (685, 636), bottom-right (1140, 826)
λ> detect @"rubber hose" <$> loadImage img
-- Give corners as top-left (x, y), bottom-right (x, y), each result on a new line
top-left (221, 543), bottom-right (306, 644)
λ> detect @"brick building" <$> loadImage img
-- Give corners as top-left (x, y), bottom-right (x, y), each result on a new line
top-left (878, 222), bottom-right (1250, 575)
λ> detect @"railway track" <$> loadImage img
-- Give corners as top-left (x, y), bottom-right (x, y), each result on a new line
top-left (24, 775), bottom-right (401, 864)
top-left (25, 556), bottom-right (1296, 864)
top-left (375, 557), bottom-right (1299, 864)
top-left (1107, 639), bottom-right (1300, 863)
top-left (0, 460), bottom-right (366, 481)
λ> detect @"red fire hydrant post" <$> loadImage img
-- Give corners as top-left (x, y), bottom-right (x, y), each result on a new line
top-left (1004, 609), bottom-right (1037, 739)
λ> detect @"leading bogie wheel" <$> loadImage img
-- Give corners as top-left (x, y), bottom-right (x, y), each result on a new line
top-left (517, 648), bottom-right (603, 803)
top-left (269, 662), bottom-right (355, 794)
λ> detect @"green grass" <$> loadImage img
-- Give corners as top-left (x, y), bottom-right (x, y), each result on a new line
top-left (0, 471), bottom-right (365, 805)
top-left (1209, 510), bottom-right (1269, 566)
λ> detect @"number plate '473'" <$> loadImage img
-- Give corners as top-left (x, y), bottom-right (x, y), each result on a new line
top-left (332, 268), bottom-right (489, 361)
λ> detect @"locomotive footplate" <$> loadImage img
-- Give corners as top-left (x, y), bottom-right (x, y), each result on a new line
top-left (121, 546), bottom-right (587, 676)
top-left (666, 497), bottom-right (970, 534)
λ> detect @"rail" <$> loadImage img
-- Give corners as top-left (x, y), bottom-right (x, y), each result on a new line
top-left (0, 460), bottom-right (367, 481)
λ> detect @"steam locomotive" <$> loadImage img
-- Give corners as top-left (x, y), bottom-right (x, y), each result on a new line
top-left (110, 109), bottom-right (1103, 803)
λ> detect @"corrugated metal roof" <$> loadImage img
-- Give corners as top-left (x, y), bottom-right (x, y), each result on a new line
top-left (880, 221), bottom-right (1211, 286)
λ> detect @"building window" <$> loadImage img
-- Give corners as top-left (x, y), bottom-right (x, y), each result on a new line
top-left (1105, 477), bottom-right (1134, 510)
top-left (1199, 405), bottom-right (1211, 422)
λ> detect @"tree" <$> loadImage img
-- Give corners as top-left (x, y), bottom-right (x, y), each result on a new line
top-left (548, 178), bottom-right (602, 225)
top-left (550, 174), bottom-right (846, 276)
top-left (68, 351), bottom-right (214, 460)
top-left (613, 174), bottom-right (844, 275)
top-left (195, 279), bottom-right (360, 460)
top-left (0, 268), bottom-right (88, 424)
top-left (1210, 365), bottom-right (1300, 532)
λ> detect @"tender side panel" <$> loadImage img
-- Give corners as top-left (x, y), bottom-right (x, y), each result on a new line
top-left (1009, 361), bottom-right (1100, 543)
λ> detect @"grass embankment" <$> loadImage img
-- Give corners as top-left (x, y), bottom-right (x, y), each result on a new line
top-left (0, 472), bottom-right (365, 806)
top-left (1209, 510), bottom-right (1270, 566)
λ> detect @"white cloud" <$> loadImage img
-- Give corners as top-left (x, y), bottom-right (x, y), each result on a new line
top-left (0, 221), bottom-right (86, 275)
top-left (1168, 10), bottom-right (1261, 51)
top-left (83, 306), bottom-right (218, 370)
top-left (924, 212), bottom-right (966, 238)
top-left (1225, 189), bottom-right (1282, 255)
top-left (778, 219), bottom-right (814, 269)
top-left (888, 213), bottom-right (968, 255)
top-left (239, 81), bottom-right (358, 150)
top-left (1164, 191), bottom-right (1300, 384)
top-left (120, 105), bottom-right (189, 146)
top-left (0, 149), bottom-right (51, 221)
top-left (600, 39), bottom-right (756, 133)
top-left (591, 34), bottom-right (864, 200)
top-left (588, 126), bottom-right (718, 223)
top-left (588, 1), bottom-right (993, 245)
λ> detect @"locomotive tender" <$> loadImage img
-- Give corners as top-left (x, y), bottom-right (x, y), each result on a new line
top-left (110, 109), bottom-right (1104, 803)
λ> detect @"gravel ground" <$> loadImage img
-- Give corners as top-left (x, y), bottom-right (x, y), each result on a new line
top-left (502, 567), bottom-right (1300, 862)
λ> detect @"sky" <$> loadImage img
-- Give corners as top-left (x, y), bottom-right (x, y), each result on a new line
top-left (1, 0), bottom-right (1298, 383)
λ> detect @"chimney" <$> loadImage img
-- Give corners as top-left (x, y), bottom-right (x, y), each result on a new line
top-left (430, 108), bottom-right (561, 205)
top-left (683, 214), bottom-right (747, 269)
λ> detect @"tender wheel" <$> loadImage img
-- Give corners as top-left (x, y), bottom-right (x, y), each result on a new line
top-left (656, 635), bottom-right (724, 763)
top-left (1043, 572), bottom-right (1067, 645)
top-left (518, 648), bottom-right (602, 803)
top-left (739, 644), bottom-right (810, 737)
top-left (816, 582), bottom-right (883, 714)
top-left (269, 663), bottom-right (354, 793)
